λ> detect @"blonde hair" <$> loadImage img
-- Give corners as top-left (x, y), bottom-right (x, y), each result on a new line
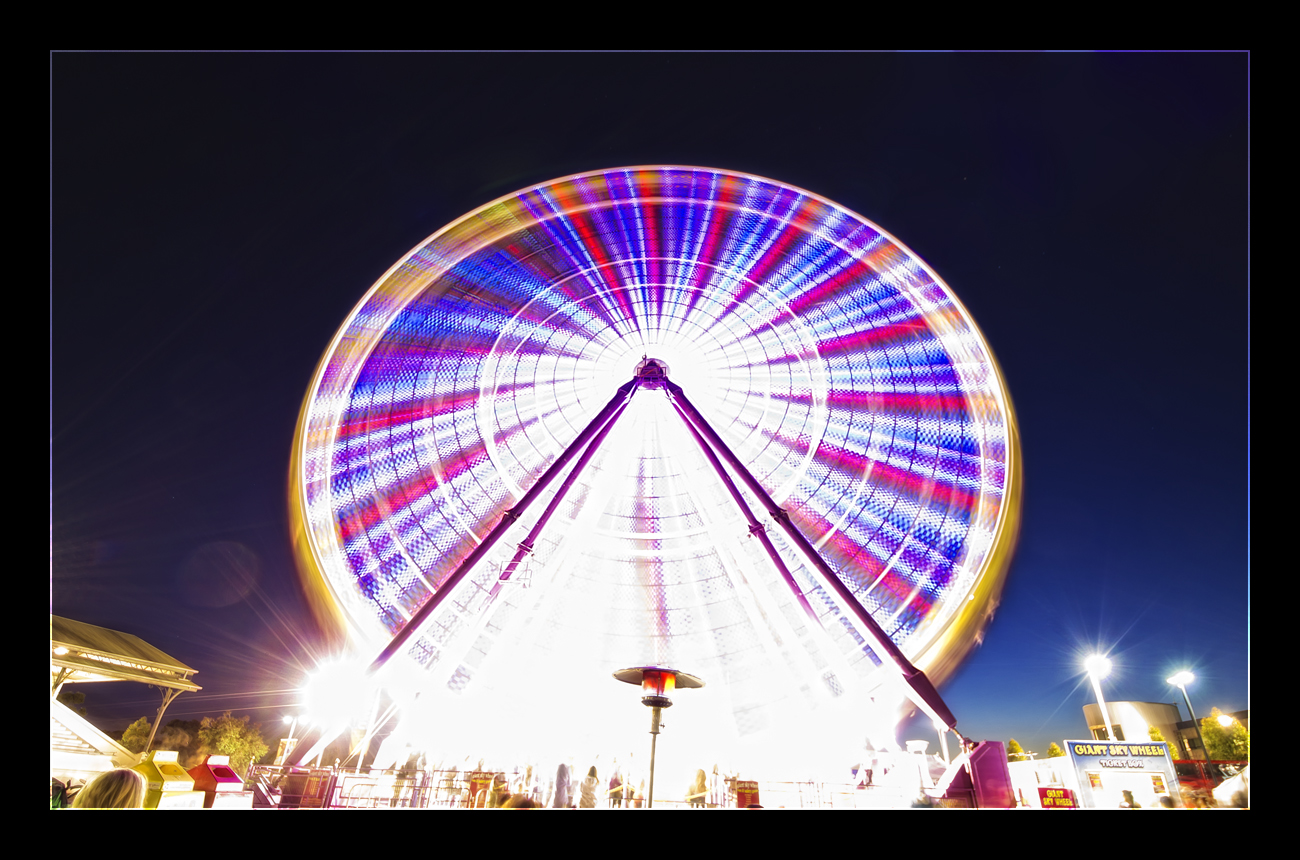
top-left (73, 768), bottom-right (146, 809)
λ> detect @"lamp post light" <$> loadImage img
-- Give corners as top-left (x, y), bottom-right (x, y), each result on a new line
top-left (277, 715), bottom-right (300, 766)
top-left (1085, 655), bottom-right (1117, 742)
top-left (1167, 670), bottom-right (1210, 762)
top-left (614, 666), bottom-right (703, 808)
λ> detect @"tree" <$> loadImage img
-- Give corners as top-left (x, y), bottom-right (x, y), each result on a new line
top-left (198, 711), bottom-right (270, 776)
top-left (1146, 724), bottom-right (1179, 757)
top-left (121, 717), bottom-right (152, 754)
top-left (158, 719), bottom-right (205, 768)
top-left (1006, 739), bottom-right (1029, 762)
top-left (1200, 708), bottom-right (1249, 761)
top-left (1045, 742), bottom-right (1066, 758)
top-left (57, 690), bottom-right (87, 716)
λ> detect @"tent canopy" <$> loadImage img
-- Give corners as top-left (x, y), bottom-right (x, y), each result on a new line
top-left (51, 615), bottom-right (200, 692)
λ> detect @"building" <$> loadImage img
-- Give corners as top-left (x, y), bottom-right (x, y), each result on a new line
top-left (1082, 701), bottom-right (1249, 761)
top-left (1082, 701), bottom-right (1183, 751)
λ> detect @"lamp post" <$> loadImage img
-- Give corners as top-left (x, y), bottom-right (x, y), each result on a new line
top-left (614, 666), bottom-right (703, 808)
top-left (278, 715), bottom-right (300, 765)
top-left (1085, 655), bottom-right (1117, 742)
top-left (1167, 671), bottom-right (1210, 762)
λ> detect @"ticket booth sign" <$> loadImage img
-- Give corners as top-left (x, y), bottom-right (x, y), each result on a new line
top-left (735, 780), bottom-right (760, 808)
top-left (1037, 786), bottom-right (1077, 808)
top-left (1064, 740), bottom-right (1182, 808)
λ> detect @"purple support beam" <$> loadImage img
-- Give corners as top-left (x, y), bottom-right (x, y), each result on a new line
top-left (286, 377), bottom-right (641, 767)
top-left (664, 379), bottom-right (958, 732)
top-left (490, 394), bottom-right (634, 596)
top-left (368, 376), bottom-right (641, 673)
top-left (667, 395), bottom-right (823, 628)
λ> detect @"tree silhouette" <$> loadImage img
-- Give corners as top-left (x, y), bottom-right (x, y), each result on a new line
top-left (1200, 708), bottom-right (1249, 761)
top-left (198, 711), bottom-right (270, 776)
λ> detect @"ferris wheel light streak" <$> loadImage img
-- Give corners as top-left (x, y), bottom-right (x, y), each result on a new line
top-left (290, 166), bottom-right (1021, 759)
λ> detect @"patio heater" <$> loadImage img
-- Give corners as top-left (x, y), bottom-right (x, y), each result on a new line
top-left (614, 666), bottom-right (704, 808)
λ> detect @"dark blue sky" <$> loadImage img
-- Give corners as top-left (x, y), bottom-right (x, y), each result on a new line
top-left (51, 52), bottom-right (1248, 759)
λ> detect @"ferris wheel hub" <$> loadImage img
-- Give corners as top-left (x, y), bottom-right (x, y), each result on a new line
top-left (633, 356), bottom-right (670, 388)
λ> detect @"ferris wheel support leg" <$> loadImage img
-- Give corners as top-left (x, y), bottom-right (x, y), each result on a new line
top-left (368, 377), bottom-right (642, 674)
top-left (667, 396), bottom-right (823, 628)
top-left (664, 381), bottom-right (958, 734)
top-left (491, 394), bottom-right (635, 596)
top-left (286, 379), bottom-right (642, 768)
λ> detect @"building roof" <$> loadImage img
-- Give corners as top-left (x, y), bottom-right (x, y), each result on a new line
top-left (51, 616), bottom-right (200, 692)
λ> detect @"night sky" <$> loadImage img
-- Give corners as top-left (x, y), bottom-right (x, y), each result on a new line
top-left (51, 52), bottom-right (1249, 761)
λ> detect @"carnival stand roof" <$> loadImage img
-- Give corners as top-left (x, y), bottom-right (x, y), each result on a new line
top-left (51, 615), bottom-right (200, 692)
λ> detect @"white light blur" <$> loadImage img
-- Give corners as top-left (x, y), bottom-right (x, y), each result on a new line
top-left (303, 657), bottom-right (376, 733)
top-left (1084, 654), bottom-right (1112, 679)
top-left (350, 387), bottom-right (918, 782)
top-left (1167, 670), bottom-right (1194, 687)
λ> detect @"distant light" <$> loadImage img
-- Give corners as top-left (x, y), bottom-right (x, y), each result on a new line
top-left (1167, 671), bottom-right (1194, 687)
top-left (1217, 713), bottom-right (1234, 728)
top-left (1084, 655), bottom-right (1112, 679)
top-left (53, 646), bottom-right (69, 656)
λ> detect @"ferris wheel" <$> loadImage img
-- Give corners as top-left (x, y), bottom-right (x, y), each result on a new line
top-left (291, 167), bottom-right (1020, 747)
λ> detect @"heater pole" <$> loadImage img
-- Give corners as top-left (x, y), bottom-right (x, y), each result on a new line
top-left (648, 705), bottom-right (662, 808)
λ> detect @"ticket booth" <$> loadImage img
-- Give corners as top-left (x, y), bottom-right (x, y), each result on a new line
top-left (1064, 740), bottom-right (1183, 808)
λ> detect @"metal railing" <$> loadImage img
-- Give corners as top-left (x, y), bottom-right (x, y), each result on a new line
top-left (247, 765), bottom-right (947, 809)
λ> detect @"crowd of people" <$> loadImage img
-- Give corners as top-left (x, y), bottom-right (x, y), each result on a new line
top-left (439, 759), bottom-right (724, 808)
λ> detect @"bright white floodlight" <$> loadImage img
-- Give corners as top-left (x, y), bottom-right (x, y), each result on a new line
top-left (1084, 654), bottom-right (1112, 679)
top-left (303, 658), bottom-right (374, 731)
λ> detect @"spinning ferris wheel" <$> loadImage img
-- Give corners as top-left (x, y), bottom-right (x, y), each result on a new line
top-left (290, 167), bottom-right (1020, 757)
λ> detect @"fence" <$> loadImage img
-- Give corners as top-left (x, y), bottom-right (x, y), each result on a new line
top-left (246, 765), bottom-right (952, 809)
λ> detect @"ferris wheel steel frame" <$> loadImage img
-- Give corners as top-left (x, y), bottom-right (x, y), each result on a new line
top-left (287, 166), bottom-right (1020, 769)
top-left (368, 359), bottom-right (956, 722)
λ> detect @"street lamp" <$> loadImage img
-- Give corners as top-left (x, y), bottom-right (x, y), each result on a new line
top-left (1085, 655), bottom-right (1117, 742)
top-left (277, 715), bottom-right (300, 766)
top-left (1167, 670), bottom-right (1210, 762)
